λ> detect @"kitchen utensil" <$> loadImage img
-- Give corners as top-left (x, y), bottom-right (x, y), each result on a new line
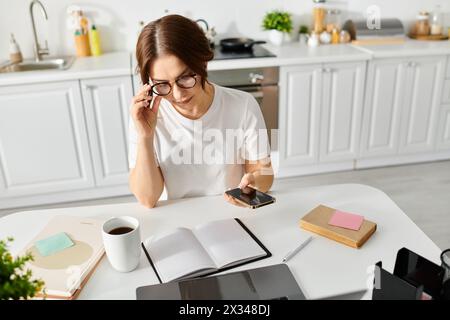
top-left (342, 18), bottom-right (406, 45)
top-left (219, 38), bottom-right (266, 51)
top-left (196, 19), bottom-right (216, 48)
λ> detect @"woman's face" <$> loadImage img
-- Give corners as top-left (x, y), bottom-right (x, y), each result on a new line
top-left (149, 54), bottom-right (204, 110)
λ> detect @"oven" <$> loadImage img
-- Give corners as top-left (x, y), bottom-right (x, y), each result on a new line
top-left (207, 67), bottom-right (279, 149)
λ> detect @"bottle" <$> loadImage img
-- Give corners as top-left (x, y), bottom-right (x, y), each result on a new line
top-left (331, 28), bottom-right (340, 44)
top-left (89, 24), bottom-right (102, 56)
top-left (9, 33), bottom-right (23, 64)
top-left (74, 29), bottom-right (91, 57)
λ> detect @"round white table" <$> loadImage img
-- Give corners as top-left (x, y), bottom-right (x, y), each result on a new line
top-left (0, 184), bottom-right (442, 300)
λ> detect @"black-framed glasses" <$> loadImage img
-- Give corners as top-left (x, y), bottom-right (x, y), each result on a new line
top-left (149, 74), bottom-right (197, 96)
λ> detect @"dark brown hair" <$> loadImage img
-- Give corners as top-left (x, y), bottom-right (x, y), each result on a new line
top-left (135, 14), bottom-right (214, 88)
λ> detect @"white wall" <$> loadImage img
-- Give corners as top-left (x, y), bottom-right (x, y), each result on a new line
top-left (1, 0), bottom-right (449, 60)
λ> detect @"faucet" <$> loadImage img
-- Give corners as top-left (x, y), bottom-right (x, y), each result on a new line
top-left (29, 0), bottom-right (49, 61)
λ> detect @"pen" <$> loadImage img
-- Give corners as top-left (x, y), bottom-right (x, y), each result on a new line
top-left (282, 236), bottom-right (313, 263)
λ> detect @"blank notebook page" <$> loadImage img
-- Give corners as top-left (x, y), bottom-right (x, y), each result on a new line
top-left (145, 228), bottom-right (216, 282)
top-left (193, 219), bottom-right (266, 268)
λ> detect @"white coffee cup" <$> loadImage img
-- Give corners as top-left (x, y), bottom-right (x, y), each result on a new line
top-left (102, 216), bottom-right (141, 272)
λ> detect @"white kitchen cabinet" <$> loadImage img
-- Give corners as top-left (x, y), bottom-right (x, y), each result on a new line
top-left (0, 80), bottom-right (95, 198)
top-left (442, 80), bottom-right (450, 104)
top-left (319, 61), bottom-right (366, 162)
top-left (360, 56), bottom-right (446, 159)
top-left (359, 58), bottom-right (407, 158)
top-left (398, 56), bottom-right (445, 154)
top-left (81, 76), bottom-right (133, 187)
top-left (278, 64), bottom-right (322, 167)
top-left (446, 56), bottom-right (450, 78)
top-left (436, 106), bottom-right (450, 151)
top-left (279, 61), bottom-right (366, 171)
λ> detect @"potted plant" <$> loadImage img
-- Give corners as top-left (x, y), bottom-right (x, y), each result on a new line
top-left (262, 10), bottom-right (293, 46)
top-left (298, 25), bottom-right (310, 44)
top-left (0, 237), bottom-right (44, 300)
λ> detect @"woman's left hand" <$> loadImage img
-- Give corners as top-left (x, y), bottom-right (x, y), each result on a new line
top-left (223, 173), bottom-right (256, 207)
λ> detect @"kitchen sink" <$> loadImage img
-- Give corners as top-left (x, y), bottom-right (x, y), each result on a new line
top-left (0, 56), bottom-right (75, 73)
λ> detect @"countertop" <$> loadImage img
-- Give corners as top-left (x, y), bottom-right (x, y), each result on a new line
top-left (353, 38), bottom-right (450, 58)
top-left (1, 39), bottom-right (449, 86)
top-left (0, 51), bottom-right (132, 86)
top-left (0, 184), bottom-right (442, 300)
top-left (207, 43), bottom-right (372, 70)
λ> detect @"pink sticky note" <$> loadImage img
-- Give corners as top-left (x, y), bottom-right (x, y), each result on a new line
top-left (328, 210), bottom-right (364, 231)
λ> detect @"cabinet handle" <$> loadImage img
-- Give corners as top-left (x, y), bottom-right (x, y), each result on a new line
top-left (323, 68), bottom-right (332, 73)
top-left (249, 73), bottom-right (264, 84)
top-left (82, 84), bottom-right (97, 90)
top-left (407, 61), bottom-right (417, 68)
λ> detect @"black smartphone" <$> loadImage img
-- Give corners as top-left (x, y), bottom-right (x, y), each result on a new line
top-left (394, 247), bottom-right (445, 299)
top-left (225, 187), bottom-right (275, 209)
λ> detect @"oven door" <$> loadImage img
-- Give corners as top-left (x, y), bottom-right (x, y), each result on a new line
top-left (233, 84), bottom-right (278, 148)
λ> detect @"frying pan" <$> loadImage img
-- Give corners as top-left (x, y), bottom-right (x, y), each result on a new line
top-left (219, 38), bottom-right (266, 51)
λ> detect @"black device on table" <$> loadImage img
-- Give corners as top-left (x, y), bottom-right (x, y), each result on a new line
top-left (372, 247), bottom-right (447, 300)
top-left (393, 247), bottom-right (445, 299)
top-left (136, 263), bottom-right (306, 300)
top-left (225, 187), bottom-right (275, 209)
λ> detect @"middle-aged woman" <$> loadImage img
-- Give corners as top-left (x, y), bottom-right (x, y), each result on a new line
top-left (128, 14), bottom-right (274, 208)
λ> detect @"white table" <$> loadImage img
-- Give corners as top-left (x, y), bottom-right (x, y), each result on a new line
top-left (0, 184), bottom-right (442, 300)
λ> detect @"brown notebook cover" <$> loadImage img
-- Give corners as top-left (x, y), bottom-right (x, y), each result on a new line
top-left (299, 205), bottom-right (377, 248)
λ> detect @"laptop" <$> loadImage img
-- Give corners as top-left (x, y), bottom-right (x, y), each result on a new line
top-left (136, 264), bottom-right (306, 300)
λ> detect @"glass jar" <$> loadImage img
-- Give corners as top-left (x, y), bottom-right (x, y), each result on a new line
top-left (312, 0), bottom-right (326, 33)
top-left (414, 11), bottom-right (430, 36)
top-left (430, 5), bottom-right (443, 35)
top-left (326, 9), bottom-right (341, 33)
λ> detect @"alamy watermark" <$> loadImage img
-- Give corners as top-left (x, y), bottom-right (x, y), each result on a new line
top-left (366, 5), bottom-right (381, 30)
top-left (164, 121), bottom-right (277, 171)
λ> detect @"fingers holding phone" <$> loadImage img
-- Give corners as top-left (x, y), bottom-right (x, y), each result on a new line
top-left (224, 186), bottom-right (275, 209)
top-left (238, 173), bottom-right (256, 195)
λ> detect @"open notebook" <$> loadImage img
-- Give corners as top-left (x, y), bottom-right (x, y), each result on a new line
top-left (142, 218), bottom-right (271, 283)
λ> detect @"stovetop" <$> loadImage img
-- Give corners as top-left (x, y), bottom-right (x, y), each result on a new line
top-left (212, 45), bottom-right (276, 60)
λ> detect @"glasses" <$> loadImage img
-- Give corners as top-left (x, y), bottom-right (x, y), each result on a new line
top-left (149, 74), bottom-right (197, 96)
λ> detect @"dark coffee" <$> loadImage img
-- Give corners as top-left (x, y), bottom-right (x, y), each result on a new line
top-left (108, 227), bottom-right (134, 235)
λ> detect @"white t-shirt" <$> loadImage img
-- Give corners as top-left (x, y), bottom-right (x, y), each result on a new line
top-left (128, 83), bottom-right (270, 200)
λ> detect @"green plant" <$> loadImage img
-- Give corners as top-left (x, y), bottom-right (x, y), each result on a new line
top-left (262, 10), bottom-right (293, 33)
top-left (299, 25), bottom-right (309, 34)
top-left (0, 237), bottom-right (44, 300)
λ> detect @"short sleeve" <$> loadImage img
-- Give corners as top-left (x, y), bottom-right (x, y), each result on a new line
top-left (242, 95), bottom-right (271, 161)
top-left (128, 116), bottom-right (159, 169)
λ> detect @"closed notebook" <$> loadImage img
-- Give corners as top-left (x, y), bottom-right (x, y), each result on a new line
top-left (299, 205), bottom-right (377, 248)
top-left (19, 216), bottom-right (105, 299)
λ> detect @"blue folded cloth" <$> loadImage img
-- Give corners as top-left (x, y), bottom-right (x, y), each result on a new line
top-left (35, 232), bottom-right (74, 257)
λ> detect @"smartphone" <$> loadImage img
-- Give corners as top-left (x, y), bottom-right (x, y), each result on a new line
top-left (225, 187), bottom-right (275, 209)
top-left (394, 247), bottom-right (445, 298)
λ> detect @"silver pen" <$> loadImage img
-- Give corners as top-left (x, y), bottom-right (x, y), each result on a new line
top-left (282, 236), bottom-right (313, 263)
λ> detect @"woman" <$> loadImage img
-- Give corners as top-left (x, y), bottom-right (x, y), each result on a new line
top-left (129, 14), bottom-right (274, 208)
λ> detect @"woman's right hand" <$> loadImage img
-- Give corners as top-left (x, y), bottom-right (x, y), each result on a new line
top-left (130, 84), bottom-right (162, 139)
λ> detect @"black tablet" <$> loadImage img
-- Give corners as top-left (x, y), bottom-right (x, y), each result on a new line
top-left (136, 263), bottom-right (306, 300)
